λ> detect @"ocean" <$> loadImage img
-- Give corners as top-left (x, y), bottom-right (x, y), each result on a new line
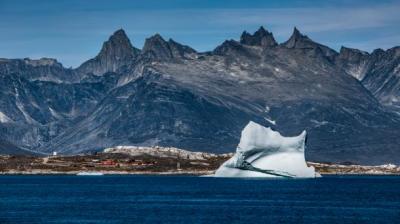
top-left (1, 175), bottom-right (399, 223)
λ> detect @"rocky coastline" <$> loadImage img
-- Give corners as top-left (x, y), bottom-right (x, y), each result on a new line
top-left (1, 146), bottom-right (399, 176)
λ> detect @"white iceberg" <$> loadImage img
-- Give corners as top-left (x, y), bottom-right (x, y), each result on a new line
top-left (214, 121), bottom-right (320, 178)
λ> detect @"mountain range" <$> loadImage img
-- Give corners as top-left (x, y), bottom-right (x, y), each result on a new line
top-left (0, 26), bottom-right (399, 165)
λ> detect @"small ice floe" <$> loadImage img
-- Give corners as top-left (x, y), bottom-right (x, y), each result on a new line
top-left (214, 121), bottom-right (320, 178)
top-left (76, 172), bottom-right (104, 176)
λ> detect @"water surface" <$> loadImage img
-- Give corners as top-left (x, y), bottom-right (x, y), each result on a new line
top-left (1, 175), bottom-right (399, 223)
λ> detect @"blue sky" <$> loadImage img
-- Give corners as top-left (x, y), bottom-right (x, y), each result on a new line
top-left (0, 0), bottom-right (399, 68)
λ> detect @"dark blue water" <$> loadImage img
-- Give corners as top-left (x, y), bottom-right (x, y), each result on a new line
top-left (1, 175), bottom-right (400, 224)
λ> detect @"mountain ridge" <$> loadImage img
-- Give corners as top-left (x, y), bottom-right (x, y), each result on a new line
top-left (0, 26), bottom-right (399, 165)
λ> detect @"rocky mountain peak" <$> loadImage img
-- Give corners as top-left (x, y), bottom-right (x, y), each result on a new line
top-left (338, 46), bottom-right (369, 60)
top-left (240, 26), bottom-right (277, 47)
top-left (257, 25), bottom-right (267, 33)
top-left (108, 29), bottom-right (130, 43)
top-left (371, 48), bottom-right (387, 57)
top-left (77, 29), bottom-right (140, 76)
top-left (167, 38), bottom-right (197, 58)
top-left (391, 46), bottom-right (400, 57)
top-left (335, 46), bottom-right (371, 80)
top-left (23, 58), bottom-right (62, 67)
top-left (283, 27), bottom-right (312, 48)
top-left (282, 27), bottom-right (338, 58)
top-left (142, 34), bottom-right (196, 60)
top-left (143, 34), bottom-right (169, 51)
top-left (292, 27), bottom-right (302, 37)
top-left (213, 39), bottom-right (244, 55)
top-left (142, 34), bottom-right (174, 59)
top-left (97, 29), bottom-right (138, 60)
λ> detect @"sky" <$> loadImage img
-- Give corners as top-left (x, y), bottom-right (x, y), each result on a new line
top-left (0, 0), bottom-right (399, 68)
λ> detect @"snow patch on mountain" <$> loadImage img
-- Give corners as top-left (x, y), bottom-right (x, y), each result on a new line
top-left (15, 88), bottom-right (38, 124)
top-left (0, 112), bottom-right (12, 123)
top-left (311, 119), bottom-right (328, 128)
top-left (264, 117), bottom-right (276, 125)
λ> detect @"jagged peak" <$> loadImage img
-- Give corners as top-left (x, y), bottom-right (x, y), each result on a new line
top-left (168, 38), bottom-right (196, 53)
top-left (106, 29), bottom-right (129, 46)
top-left (255, 26), bottom-right (270, 37)
top-left (258, 26), bottom-right (267, 32)
top-left (23, 57), bottom-right (62, 67)
top-left (219, 39), bottom-right (241, 47)
top-left (168, 38), bottom-right (182, 45)
top-left (98, 29), bottom-right (137, 55)
top-left (369, 48), bottom-right (394, 59)
top-left (241, 31), bottom-right (250, 37)
top-left (110, 29), bottom-right (129, 40)
top-left (389, 46), bottom-right (400, 52)
top-left (213, 39), bottom-right (245, 55)
top-left (282, 27), bottom-right (312, 48)
top-left (145, 33), bottom-right (167, 43)
top-left (240, 26), bottom-right (277, 47)
top-left (143, 34), bottom-right (168, 51)
top-left (339, 46), bottom-right (369, 56)
top-left (77, 29), bottom-right (139, 75)
top-left (291, 27), bottom-right (312, 41)
top-left (142, 34), bottom-right (195, 60)
top-left (372, 48), bottom-right (386, 54)
top-left (281, 27), bottom-right (338, 58)
top-left (292, 27), bottom-right (302, 38)
top-left (387, 46), bottom-right (400, 57)
top-left (168, 38), bottom-right (178, 44)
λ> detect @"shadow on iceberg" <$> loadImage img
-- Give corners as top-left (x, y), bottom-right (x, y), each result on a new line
top-left (214, 121), bottom-right (320, 178)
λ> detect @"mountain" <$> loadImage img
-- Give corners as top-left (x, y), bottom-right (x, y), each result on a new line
top-left (336, 46), bottom-right (400, 111)
top-left (0, 27), bottom-right (399, 165)
top-left (283, 27), bottom-right (338, 59)
top-left (77, 29), bottom-right (140, 76)
top-left (0, 58), bottom-right (79, 83)
top-left (0, 65), bottom-right (118, 150)
top-left (142, 34), bottom-right (197, 60)
top-left (240, 26), bottom-right (277, 47)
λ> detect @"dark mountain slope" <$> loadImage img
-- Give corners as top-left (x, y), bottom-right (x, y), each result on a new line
top-left (0, 58), bottom-right (79, 82)
top-left (0, 69), bottom-right (119, 150)
top-left (335, 46), bottom-right (400, 112)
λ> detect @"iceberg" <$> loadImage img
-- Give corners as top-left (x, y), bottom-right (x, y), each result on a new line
top-left (76, 172), bottom-right (104, 176)
top-left (214, 121), bottom-right (320, 178)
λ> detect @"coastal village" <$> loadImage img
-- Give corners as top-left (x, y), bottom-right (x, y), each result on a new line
top-left (0, 146), bottom-right (232, 175)
top-left (0, 146), bottom-right (399, 175)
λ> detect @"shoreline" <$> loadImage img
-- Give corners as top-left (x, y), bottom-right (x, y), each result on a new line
top-left (1, 152), bottom-right (399, 176)
top-left (1, 170), bottom-right (399, 176)
top-left (0, 170), bottom-right (215, 175)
